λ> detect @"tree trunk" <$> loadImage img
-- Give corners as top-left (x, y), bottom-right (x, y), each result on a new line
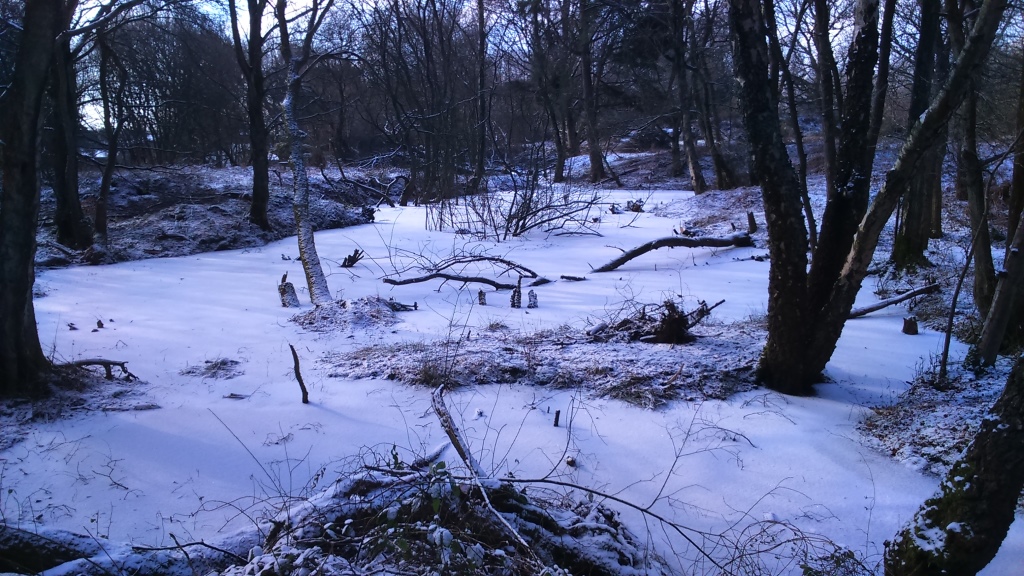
top-left (229, 0), bottom-right (272, 231)
top-left (884, 355), bottom-right (1024, 575)
top-left (729, 0), bottom-right (813, 394)
top-left (0, 0), bottom-right (61, 396)
top-left (891, 0), bottom-right (942, 269)
top-left (95, 30), bottom-right (127, 250)
top-left (812, 0), bottom-right (840, 198)
top-left (474, 0), bottom-right (487, 189)
top-left (580, 0), bottom-right (604, 183)
top-left (766, 0), bottom-right (816, 250)
top-left (49, 30), bottom-right (93, 250)
top-left (1010, 38), bottom-right (1024, 242)
top-left (976, 213), bottom-right (1024, 365)
top-left (670, 0), bottom-right (706, 193)
top-left (960, 87), bottom-right (996, 316)
top-left (277, 0), bottom-right (334, 307)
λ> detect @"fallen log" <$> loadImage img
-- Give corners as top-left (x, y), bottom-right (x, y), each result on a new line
top-left (592, 232), bottom-right (754, 273)
top-left (848, 283), bottom-right (940, 319)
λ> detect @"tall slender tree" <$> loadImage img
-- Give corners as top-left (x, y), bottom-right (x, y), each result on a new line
top-left (277, 0), bottom-right (335, 306)
top-left (228, 0), bottom-right (274, 230)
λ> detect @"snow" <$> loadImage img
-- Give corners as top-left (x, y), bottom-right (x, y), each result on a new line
top-left (7, 180), bottom-right (1022, 574)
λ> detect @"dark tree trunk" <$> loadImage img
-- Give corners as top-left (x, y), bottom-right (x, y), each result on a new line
top-left (0, 0), bottom-right (61, 396)
top-left (669, 0), bottom-right (706, 193)
top-left (960, 88), bottom-right (996, 316)
top-left (977, 213), bottom-right (1024, 365)
top-left (884, 356), bottom-right (1024, 575)
top-left (95, 30), bottom-right (127, 249)
top-left (867, 0), bottom-right (896, 147)
top-left (580, 0), bottom-right (604, 183)
top-left (729, 0), bottom-right (812, 394)
top-left (812, 0), bottom-right (840, 198)
top-left (49, 28), bottom-right (93, 250)
top-left (1010, 39), bottom-right (1024, 242)
top-left (891, 0), bottom-right (942, 269)
top-left (473, 0), bottom-right (487, 189)
top-left (766, 0), bottom-right (816, 250)
top-left (229, 0), bottom-right (272, 231)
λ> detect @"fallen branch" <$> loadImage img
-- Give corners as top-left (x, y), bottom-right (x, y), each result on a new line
top-left (431, 385), bottom-right (545, 571)
top-left (62, 358), bottom-right (135, 380)
top-left (593, 233), bottom-right (754, 273)
top-left (289, 344), bottom-right (309, 404)
top-left (383, 272), bottom-right (516, 290)
top-left (847, 283), bottom-right (940, 319)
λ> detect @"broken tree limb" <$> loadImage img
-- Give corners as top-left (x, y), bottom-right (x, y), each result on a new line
top-left (431, 385), bottom-right (545, 571)
top-left (592, 232), bottom-right (754, 273)
top-left (289, 344), bottom-right (309, 404)
top-left (61, 358), bottom-right (135, 380)
top-left (383, 272), bottom-right (516, 290)
top-left (848, 283), bottom-right (940, 319)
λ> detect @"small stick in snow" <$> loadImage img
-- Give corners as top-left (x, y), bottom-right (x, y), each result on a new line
top-left (289, 344), bottom-right (309, 404)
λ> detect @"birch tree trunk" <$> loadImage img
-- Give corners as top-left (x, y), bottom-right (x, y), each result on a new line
top-left (276, 0), bottom-right (335, 307)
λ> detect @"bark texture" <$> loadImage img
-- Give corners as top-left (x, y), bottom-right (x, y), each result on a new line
top-left (884, 355), bottom-right (1024, 575)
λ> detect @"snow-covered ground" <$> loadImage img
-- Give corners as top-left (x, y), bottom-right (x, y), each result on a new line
top-left (5, 181), bottom-right (1022, 574)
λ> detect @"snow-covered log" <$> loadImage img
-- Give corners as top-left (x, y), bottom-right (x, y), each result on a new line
top-left (593, 233), bottom-right (753, 273)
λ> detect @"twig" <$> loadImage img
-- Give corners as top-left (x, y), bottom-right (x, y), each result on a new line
top-left (131, 537), bottom-right (246, 564)
top-left (456, 474), bottom-right (726, 572)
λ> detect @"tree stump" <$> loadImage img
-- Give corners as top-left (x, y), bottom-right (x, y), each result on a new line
top-left (527, 290), bottom-right (538, 309)
top-left (902, 316), bottom-right (919, 335)
top-left (279, 281), bottom-right (300, 308)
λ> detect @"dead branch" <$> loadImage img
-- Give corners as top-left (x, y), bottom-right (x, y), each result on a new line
top-left (848, 283), bottom-right (940, 319)
top-left (431, 385), bottom-right (545, 570)
top-left (340, 249), bottom-right (364, 268)
top-left (62, 358), bottom-right (135, 380)
top-left (289, 344), bottom-right (309, 404)
top-left (383, 273), bottom-right (516, 290)
top-left (593, 233), bottom-right (754, 273)
top-left (432, 255), bottom-right (537, 279)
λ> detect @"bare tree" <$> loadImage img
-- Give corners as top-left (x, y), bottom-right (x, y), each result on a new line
top-left (729, 0), bottom-right (1008, 395)
top-left (276, 0), bottom-right (334, 306)
top-left (228, 0), bottom-right (274, 230)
